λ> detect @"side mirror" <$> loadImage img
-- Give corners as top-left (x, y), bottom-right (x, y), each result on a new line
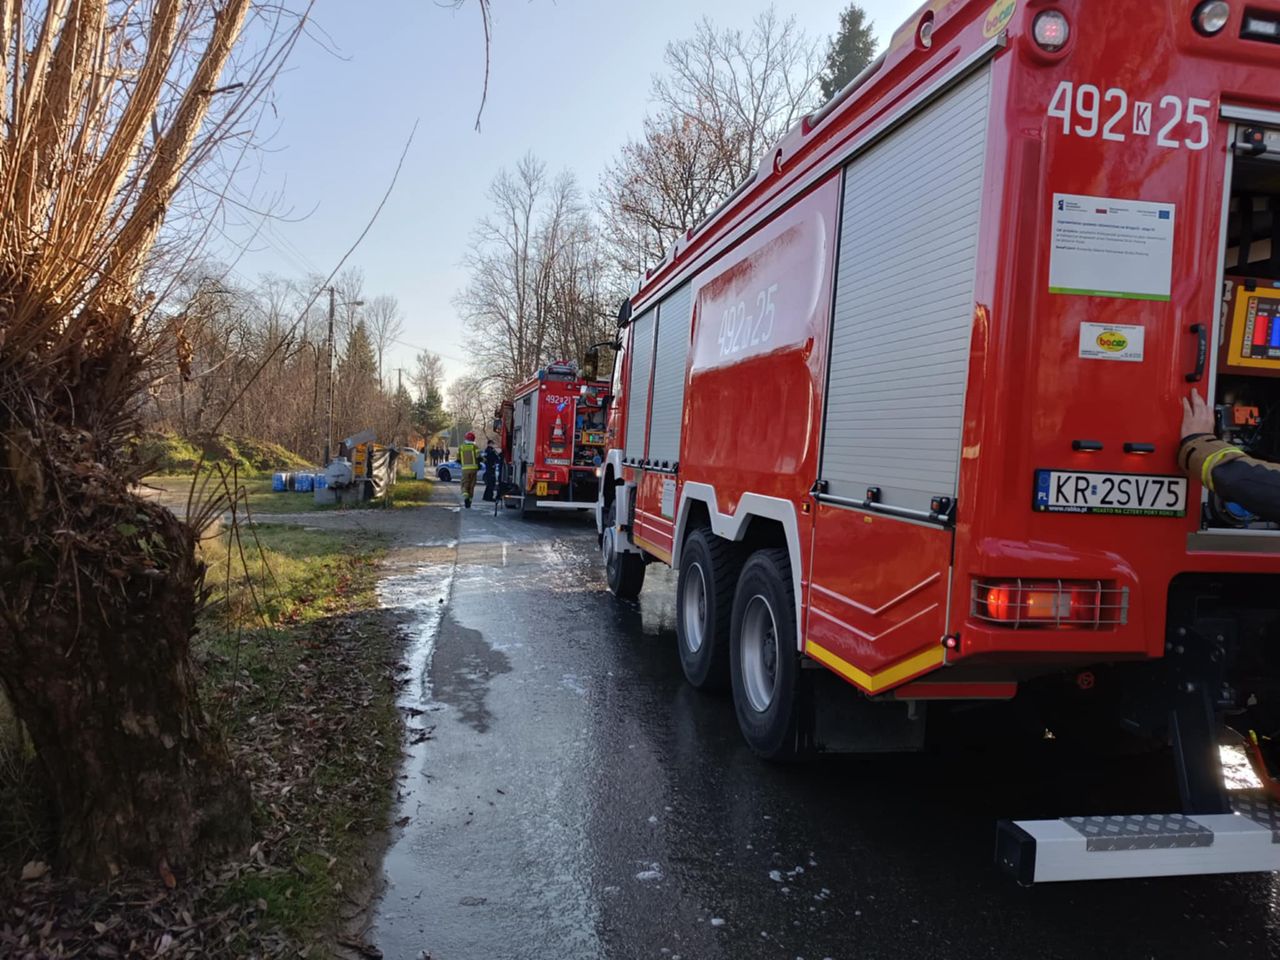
top-left (582, 339), bottom-right (619, 383)
top-left (492, 417), bottom-right (502, 431)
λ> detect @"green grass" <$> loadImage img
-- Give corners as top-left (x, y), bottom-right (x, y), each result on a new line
top-left (384, 477), bottom-right (433, 508)
top-left (145, 474), bottom-right (433, 516)
top-left (0, 692), bottom-right (16, 750)
top-left (199, 523), bottom-right (373, 627)
top-left (138, 431), bottom-right (313, 477)
top-left (219, 851), bottom-right (335, 935)
top-left (196, 522), bottom-right (400, 951)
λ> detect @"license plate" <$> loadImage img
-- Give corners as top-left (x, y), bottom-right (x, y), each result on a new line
top-left (1033, 469), bottom-right (1187, 517)
top-left (535, 482), bottom-right (547, 496)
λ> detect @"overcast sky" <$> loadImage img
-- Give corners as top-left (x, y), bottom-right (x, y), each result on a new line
top-left (218, 0), bottom-right (920, 388)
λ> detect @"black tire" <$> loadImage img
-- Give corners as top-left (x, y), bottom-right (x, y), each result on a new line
top-left (437, 467), bottom-right (451, 482)
top-left (603, 498), bottom-right (645, 599)
top-left (676, 528), bottom-right (743, 690)
top-left (730, 548), bottom-right (803, 760)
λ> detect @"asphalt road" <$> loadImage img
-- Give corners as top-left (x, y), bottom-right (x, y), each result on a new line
top-left (369, 484), bottom-right (1279, 960)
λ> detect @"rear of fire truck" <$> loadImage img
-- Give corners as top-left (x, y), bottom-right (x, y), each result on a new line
top-left (597, 0), bottom-right (1280, 883)
top-left (968, 0), bottom-right (1280, 882)
top-left (507, 362), bottom-right (610, 514)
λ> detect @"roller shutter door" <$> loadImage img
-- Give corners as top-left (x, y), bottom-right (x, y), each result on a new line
top-left (646, 283), bottom-right (693, 466)
top-left (821, 66), bottom-right (991, 512)
top-left (624, 308), bottom-right (656, 460)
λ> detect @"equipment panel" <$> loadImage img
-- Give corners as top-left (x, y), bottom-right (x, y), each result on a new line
top-left (1222, 279), bottom-right (1280, 378)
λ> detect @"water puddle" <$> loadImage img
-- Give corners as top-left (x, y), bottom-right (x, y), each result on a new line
top-left (429, 612), bottom-right (512, 733)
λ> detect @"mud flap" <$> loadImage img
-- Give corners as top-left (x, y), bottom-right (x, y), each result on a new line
top-left (805, 670), bottom-right (927, 754)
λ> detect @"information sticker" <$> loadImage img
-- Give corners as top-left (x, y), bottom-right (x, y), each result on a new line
top-left (1049, 194), bottom-right (1175, 301)
top-left (1078, 321), bottom-right (1145, 362)
top-left (661, 478), bottom-right (676, 519)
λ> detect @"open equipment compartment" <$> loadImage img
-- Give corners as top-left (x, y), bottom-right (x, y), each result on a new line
top-left (1207, 121), bottom-right (1280, 530)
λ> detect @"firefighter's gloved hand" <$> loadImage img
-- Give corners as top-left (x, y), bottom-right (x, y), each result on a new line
top-left (1180, 389), bottom-right (1215, 439)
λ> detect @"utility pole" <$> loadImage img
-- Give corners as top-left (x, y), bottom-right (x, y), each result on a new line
top-left (324, 288), bottom-right (364, 465)
top-left (325, 287), bottom-right (335, 465)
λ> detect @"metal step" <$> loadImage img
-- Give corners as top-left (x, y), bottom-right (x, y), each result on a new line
top-left (996, 790), bottom-right (1280, 883)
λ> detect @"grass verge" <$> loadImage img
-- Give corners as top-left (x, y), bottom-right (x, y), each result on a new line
top-left (198, 522), bottom-right (401, 953)
top-left (0, 521), bottom-right (406, 958)
top-left (138, 431), bottom-right (313, 476)
top-left (143, 475), bottom-right (433, 516)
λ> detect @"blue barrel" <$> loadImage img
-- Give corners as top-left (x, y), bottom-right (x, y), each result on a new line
top-left (314, 473), bottom-right (328, 491)
top-left (295, 472), bottom-right (314, 493)
top-left (272, 472), bottom-right (287, 492)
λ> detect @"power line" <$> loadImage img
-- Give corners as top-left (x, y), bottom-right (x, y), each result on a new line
top-left (388, 335), bottom-right (470, 367)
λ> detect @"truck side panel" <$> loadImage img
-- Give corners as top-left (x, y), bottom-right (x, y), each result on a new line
top-left (805, 506), bottom-right (951, 688)
top-left (648, 175), bottom-right (841, 579)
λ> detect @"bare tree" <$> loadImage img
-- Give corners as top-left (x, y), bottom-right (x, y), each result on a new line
top-left (333, 264), bottom-right (366, 345)
top-left (458, 153), bottom-right (620, 397)
top-left (411, 349), bottom-right (446, 401)
top-left (599, 7), bottom-right (822, 276)
top-left (598, 112), bottom-right (731, 276)
top-left (365, 294), bottom-right (405, 386)
top-left (657, 9), bottom-right (822, 186)
top-left (455, 154), bottom-right (558, 392)
top-left (0, 0), bottom-right (310, 880)
top-left (447, 374), bottom-right (498, 440)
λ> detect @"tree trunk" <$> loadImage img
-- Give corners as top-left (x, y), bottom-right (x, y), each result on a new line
top-left (0, 365), bottom-right (250, 881)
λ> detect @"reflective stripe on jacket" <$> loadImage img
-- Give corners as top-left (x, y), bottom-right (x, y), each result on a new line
top-left (459, 442), bottom-right (478, 471)
top-left (1178, 433), bottom-right (1280, 522)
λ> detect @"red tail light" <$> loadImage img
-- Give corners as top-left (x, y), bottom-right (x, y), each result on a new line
top-left (972, 579), bottom-right (1126, 629)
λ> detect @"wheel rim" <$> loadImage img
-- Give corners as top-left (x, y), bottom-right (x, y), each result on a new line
top-left (681, 562), bottom-right (707, 654)
top-left (603, 528), bottom-right (619, 581)
top-left (740, 594), bottom-right (780, 713)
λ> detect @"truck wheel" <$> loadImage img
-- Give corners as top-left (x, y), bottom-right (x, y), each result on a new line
top-left (677, 528), bottom-right (742, 690)
top-left (602, 500), bottom-right (645, 599)
top-left (730, 548), bottom-right (802, 760)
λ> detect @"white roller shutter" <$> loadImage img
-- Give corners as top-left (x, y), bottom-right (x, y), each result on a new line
top-left (821, 66), bottom-right (991, 512)
top-left (624, 308), bottom-right (656, 460)
top-left (646, 283), bottom-right (693, 466)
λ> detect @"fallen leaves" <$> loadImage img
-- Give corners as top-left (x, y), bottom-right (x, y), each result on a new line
top-left (336, 932), bottom-right (383, 957)
top-left (0, 570), bottom-right (409, 958)
top-left (19, 860), bottom-right (48, 881)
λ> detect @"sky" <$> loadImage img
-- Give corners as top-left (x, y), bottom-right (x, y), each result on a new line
top-left (218, 0), bottom-right (921, 389)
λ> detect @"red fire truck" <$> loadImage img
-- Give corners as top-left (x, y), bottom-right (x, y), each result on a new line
top-left (498, 361), bottom-right (611, 515)
top-left (597, 0), bottom-right (1280, 882)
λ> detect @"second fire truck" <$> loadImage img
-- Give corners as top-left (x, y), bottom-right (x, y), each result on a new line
top-left (597, 0), bottom-right (1280, 882)
top-left (497, 361), bottom-right (611, 515)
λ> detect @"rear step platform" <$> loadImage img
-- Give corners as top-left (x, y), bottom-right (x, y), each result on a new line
top-left (996, 791), bottom-right (1280, 883)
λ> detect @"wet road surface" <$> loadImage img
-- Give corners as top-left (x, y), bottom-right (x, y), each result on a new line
top-left (370, 486), bottom-right (1279, 960)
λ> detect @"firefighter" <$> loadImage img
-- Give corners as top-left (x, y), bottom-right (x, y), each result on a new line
top-left (1179, 389), bottom-right (1280, 523)
top-left (481, 440), bottom-right (501, 502)
top-left (458, 432), bottom-right (480, 508)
